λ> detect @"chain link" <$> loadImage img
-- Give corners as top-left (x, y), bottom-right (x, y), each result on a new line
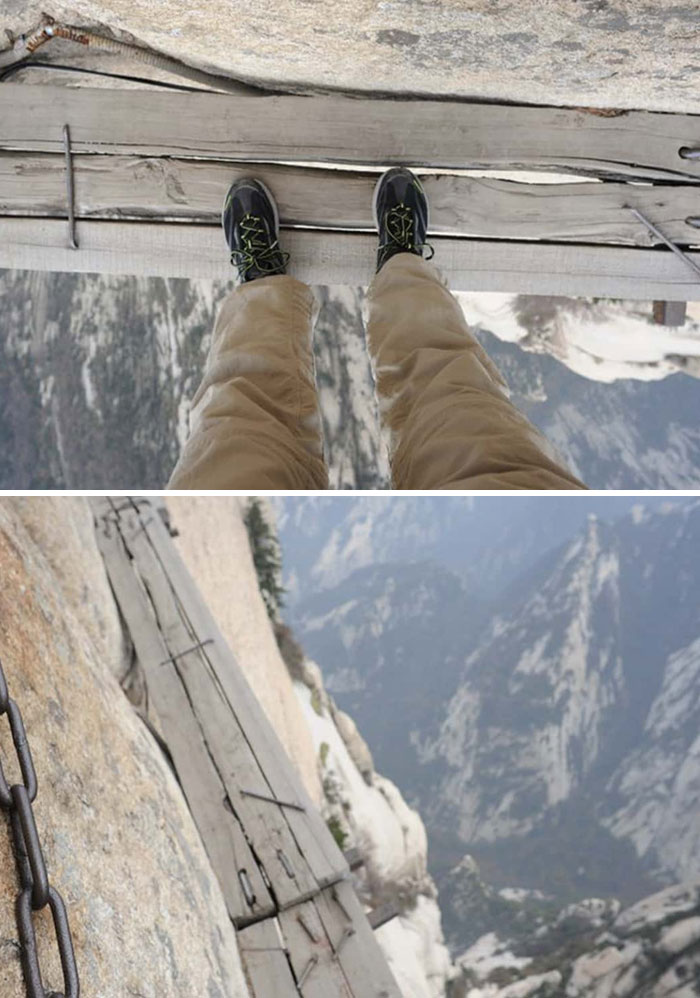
top-left (0, 657), bottom-right (80, 998)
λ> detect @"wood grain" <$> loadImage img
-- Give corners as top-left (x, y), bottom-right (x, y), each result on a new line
top-left (5, 217), bottom-right (700, 299)
top-left (3, 152), bottom-right (700, 245)
top-left (91, 498), bottom-right (275, 926)
top-left (116, 504), bottom-right (322, 910)
top-left (139, 509), bottom-right (349, 891)
top-left (2, 83), bottom-right (700, 182)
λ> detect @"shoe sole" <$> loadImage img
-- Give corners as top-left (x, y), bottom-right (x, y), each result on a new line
top-left (221, 177), bottom-right (281, 238)
top-left (371, 167), bottom-right (430, 233)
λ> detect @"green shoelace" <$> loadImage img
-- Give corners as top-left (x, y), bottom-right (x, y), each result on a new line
top-left (378, 203), bottom-right (434, 261)
top-left (230, 213), bottom-right (289, 279)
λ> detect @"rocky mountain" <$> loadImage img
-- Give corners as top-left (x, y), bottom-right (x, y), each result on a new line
top-left (449, 867), bottom-right (700, 998)
top-left (288, 499), bottom-right (700, 956)
top-left (276, 495), bottom-right (662, 602)
top-left (3, 269), bottom-right (700, 488)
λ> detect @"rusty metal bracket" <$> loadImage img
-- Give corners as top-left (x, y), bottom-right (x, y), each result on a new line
top-left (159, 639), bottom-right (214, 666)
top-left (62, 124), bottom-right (78, 249)
top-left (240, 788), bottom-right (306, 812)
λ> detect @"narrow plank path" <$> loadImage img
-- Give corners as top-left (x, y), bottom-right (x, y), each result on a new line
top-left (91, 497), bottom-right (401, 998)
top-left (3, 84), bottom-right (700, 182)
top-left (2, 82), bottom-right (700, 297)
top-left (2, 153), bottom-right (700, 246)
top-left (6, 218), bottom-right (700, 299)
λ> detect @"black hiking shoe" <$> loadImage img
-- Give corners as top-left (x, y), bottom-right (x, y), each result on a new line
top-left (222, 178), bottom-right (289, 282)
top-left (372, 167), bottom-right (434, 273)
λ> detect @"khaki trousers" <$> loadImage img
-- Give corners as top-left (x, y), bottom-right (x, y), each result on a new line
top-left (168, 254), bottom-right (586, 490)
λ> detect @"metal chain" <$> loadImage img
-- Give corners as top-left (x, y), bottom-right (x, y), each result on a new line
top-left (0, 657), bottom-right (80, 998)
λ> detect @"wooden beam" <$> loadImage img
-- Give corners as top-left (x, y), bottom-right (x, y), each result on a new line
top-left (2, 152), bottom-right (700, 245)
top-left (138, 507), bottom-right (349, 891)
top-left (91, 498), bottom-right (276, 926)
top-left (115, 503), bottom-right (323, 911)
top-left (653, 300), bottom-right (688, 326)
top-left (4, 217), bottom-right (700, 299)
top-left (2, 83), bottom-right (700, 182)
top-left (237, 920), bottom-right (299, 998)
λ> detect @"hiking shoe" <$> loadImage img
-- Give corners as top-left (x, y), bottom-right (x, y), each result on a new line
top-left (372, 167), bottom-right (434, 273)
top-left (222, 178), bottom-right (289, 282)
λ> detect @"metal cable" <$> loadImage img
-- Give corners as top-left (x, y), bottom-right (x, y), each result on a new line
top-left (0, 59), bottom-right (212, 92)
top-left (1, 15), bottom-right (270, 95)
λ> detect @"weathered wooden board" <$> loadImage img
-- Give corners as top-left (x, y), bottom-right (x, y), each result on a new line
top-left (237, 920), bottom-right (298, 998)
top-left (313, 883), bottom-right (403, 998)
top-left (91, 498), bottom-right (275, 926)
top-left (4, 217), bottom-right (700, 300)
top-left (114, 502), bottom-right (324, 910)
top-left (2, 151), bottom-right (700, 245)
top-left (278, 900), bottom-right (354, 998)
top-left (2, 84), bottom-right (700, 182)
top-left (137, 507), bottom-right (349, 890)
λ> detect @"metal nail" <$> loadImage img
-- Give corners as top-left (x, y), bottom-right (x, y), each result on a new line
top-left (238, 869), bottom-right (256, 907)
top-left (240, 789), bottom-right (306, 812)
top-left (159, 639), bottom-right (214, 666)
top-left (278, 849), bottom-right (296, 878)
top-left (62, 124), bottom-right (78, 250)
top-left (297, 955), bottom-right (318, 991)
top-left (625, 205), bottom-right (700, 282)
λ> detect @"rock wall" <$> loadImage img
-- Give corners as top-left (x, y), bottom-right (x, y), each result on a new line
top-left (0, 497), bottom-right (247, 997)
top-left (4, 1), bottom-right (700, 113)
top-left (294, 658), bottom-right (455, 998)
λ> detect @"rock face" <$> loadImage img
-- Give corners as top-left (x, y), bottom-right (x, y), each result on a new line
top-left (4, 0), bottom-right (700, 113)
top-left (0, 498), bottom-right (247, 997)
top-left (449, 860), bottom-right (700, 997)
top-left (288, 498), bottom-right (700, 939)
top-left (293, 657), bottom-right (455, 998)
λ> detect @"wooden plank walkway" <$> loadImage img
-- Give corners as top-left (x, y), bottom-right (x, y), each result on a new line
top-left (3, 153), bottom-right (700, 246)
top-left (91, 497), bottom-right (401, 998)
top-left (4, 84), bottom-right (700, 181)
top-left (2, 82), bottom-right (700, 298)
top-left (5, 217), bottom-right (700, 299)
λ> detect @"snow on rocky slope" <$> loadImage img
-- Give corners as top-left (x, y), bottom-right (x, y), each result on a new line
top-left (3, 269), bottom-right (700, 488)
top-left (455, 879), bottom-right (700, 998)
top-left (293, 657), bottom-right (454, 998)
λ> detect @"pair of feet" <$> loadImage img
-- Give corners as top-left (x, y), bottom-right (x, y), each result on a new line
top-left (222, 167), bottom-right (433, 283)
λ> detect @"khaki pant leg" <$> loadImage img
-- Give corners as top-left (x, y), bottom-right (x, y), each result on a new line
top-left (365, 253), bottom-right (587, 491)
top-left (168, 275), bottom-right (328, 490)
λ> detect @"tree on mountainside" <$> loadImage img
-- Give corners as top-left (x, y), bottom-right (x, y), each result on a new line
top-left (244, 498), bottom-right (286, 621)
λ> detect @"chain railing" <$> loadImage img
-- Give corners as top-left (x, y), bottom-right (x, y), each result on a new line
top-left (0, 658), bottom-right (79, 998)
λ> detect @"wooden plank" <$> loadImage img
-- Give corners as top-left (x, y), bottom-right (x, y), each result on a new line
top-left (90, 498), bottom-right (275, 926)
top-left (313, 883), bottom-right (402, 998)
top-left (367, 903), bottom-right (400, 930)
top-left (116, 504), bottom-right (322, 910)
top-left (237, 920), bottom-right (298, 998)
top-left (4, 217), bottom-right (700, 299)
top-left (137, 508), bottom-right (349, 890)
top-left (278, 900), bottom-right (353, 998)
top-left (2, 151), bottom-right (700, 245)
top-left (2, 83), bottom-right (700, 182)
top-left (653, 300), bottom-right (688, 326)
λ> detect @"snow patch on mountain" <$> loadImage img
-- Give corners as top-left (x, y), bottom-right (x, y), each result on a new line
top-left (456, 293), bottom-right (700, 384)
